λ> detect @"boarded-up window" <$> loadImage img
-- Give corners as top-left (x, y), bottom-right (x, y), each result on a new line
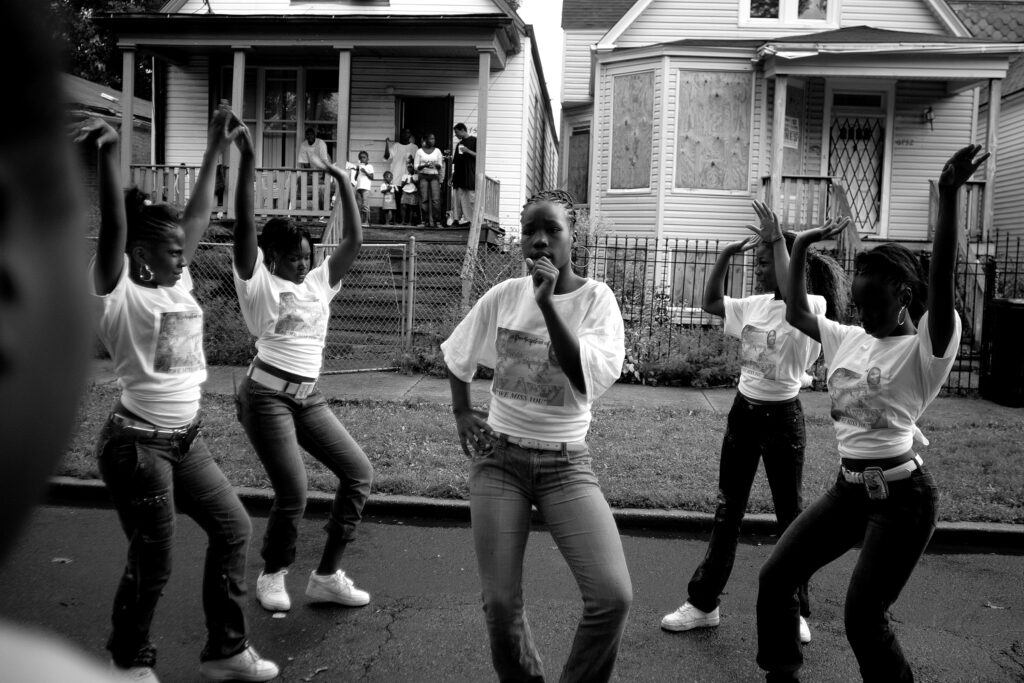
top-left (568, 128), bottom-right (590, 203)
top-left (611, 72), bottom-right (654, 190)
top-left (675, 71), bottom-right (752, 191)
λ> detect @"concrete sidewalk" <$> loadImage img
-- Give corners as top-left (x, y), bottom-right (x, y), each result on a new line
top-left (76, 361), bottom-right (1024, 548)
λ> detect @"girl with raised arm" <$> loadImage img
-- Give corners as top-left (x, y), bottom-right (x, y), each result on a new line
top-left (229, 119), bottom-right (374, 613)
top-left (756, 145), bottom-right (987, 683)
top-left (661, 202), bottom-right (847, 645)
top-left (80, 107), bottom-right (278, 683)
top-left (442, 190), bottom-right (632, 683)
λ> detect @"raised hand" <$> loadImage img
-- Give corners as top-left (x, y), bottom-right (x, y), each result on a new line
top-left (939, 144), bottom-right (989, 189)
top-left (206, 101), bottom-right (234, 156)
top-left (454, 408), bottom-right (496, 459)
top-left (525, 256), bottom-right (559, 303)
top-left (229, 115), bottom-right (253, 156)
top-left (725, 235), bottom-right (759, 254)
top-left (745, 200), bottom-right (783, 245)
top-left (795, 216), bottom-right (850, 244)
top-left (71, 117), bottom-right (118, 149)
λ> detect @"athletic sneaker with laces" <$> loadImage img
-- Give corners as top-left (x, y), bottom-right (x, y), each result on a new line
top-left (256, 569), bottom-right (290, 612)
top-left (198, 645), bottom-right (279, 682)
top-left (305, 569), bottom-right (370, 607)
top-left (799, 615), bottom-right (812, 644)
top-left (660, 601), bottom-right (720, 632)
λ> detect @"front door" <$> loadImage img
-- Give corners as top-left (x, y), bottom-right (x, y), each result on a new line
top-left (827, 90), bottom-right (887, 234)
top-left (396, 96), bottom-right (455, 217)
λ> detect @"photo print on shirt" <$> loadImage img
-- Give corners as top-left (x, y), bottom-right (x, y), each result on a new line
top-left (274, 292), bottom-right (328, 339)
top-left (828, 366), bottom-right (893, 430)
top-left (492, 327), bottom-right (567, 406)
top-left (154, 310), bottom-right (205, 374)
top-left (740, 324), bottom-right (782, 380)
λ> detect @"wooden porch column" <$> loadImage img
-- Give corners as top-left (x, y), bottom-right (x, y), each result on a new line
top-left (120, 48), bottom-right (136, 184)
top-left (770, 75), bottom-right (788, 209)
top-left (336, 50), bottom-right (352, 165)
top-left (459, 49), bottom-right (493, 313)
top-left (982, 78), bottom-right (1002, 242)
top-left (227, 48), bottom-right (247, 219)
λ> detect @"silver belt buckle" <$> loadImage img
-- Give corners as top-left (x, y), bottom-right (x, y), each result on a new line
top-left (294, 382), bottom-right (315, 400)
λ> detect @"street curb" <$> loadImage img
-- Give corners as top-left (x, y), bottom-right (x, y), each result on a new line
top-left (47, 477), bottom-right (1024, 551)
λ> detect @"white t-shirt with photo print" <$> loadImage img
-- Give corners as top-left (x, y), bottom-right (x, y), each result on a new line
top-left (234, 248), bottom-right (342, 378)
top-left (723, 294), bottom-right (826, 401)
top-left (92, 255), bottom-right (207, 428)
top-left (441, 277), bottom-right (625, 444)
top-left (818, 310), bottom-right (962, 460)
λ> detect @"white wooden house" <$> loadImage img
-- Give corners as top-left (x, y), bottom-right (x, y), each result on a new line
top-left (100, 0), bottom-right (559, 237)
top-left (559, 0), bottom-right (1023, 250)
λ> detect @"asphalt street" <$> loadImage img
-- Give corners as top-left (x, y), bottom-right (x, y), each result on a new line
top-left (0, 504), bottom-right (1021, 682)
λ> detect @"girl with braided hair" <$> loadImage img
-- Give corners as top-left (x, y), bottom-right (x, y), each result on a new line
top-left (757, 145), bottom-right (987, 683)
top-left (661, 201), bottom-right (848, 645)
top-left (442, 189), bottom-right (632, 682)
top-left (79, 106), bottom-right (278, 682)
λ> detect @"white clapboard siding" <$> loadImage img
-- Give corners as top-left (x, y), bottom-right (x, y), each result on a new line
top-left (176, 0), bottom-right (501, 15)
top-left (660, 66), bottom-right (765, 240)
top-left (614, 0), bottom-right (947, 48)
top-left (523, 36), bottom-right (545, 200)
top-left (165, 56), bottom-right (209, 165)
top-left (348, 52), bottom-right (529, 231)
top-left (562, 29), bottom-right (604, 105)
top-left (591, 62), bottom-right (662, 234)
top-left (886, 82), bottom-right (974, 240)
top-left (982, 91), bottom-right (1024, 247)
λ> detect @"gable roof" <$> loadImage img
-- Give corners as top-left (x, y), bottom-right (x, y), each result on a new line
top-left (561, 0), bottom-right (637, 30)
top-left (768, 25), bottom-right (993, 43)
top-left (950, 1), bottom-right (1024, 94)
top-left (63, 73), bottom-right (152, 122)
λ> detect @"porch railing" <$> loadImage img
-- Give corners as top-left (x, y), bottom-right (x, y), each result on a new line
top-left (130, 164), bottom-right (227, 214)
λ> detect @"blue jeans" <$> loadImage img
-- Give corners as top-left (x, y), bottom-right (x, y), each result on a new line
top-left (757, 466), bottom-right (939, 682)
top-left (96, 414), bottom-right (251, 667)
top-left (469, 441), bottom-right (633, 683)
top-left (688, 393), bottom-right (809, 615)
top-left (418, 174), bottom-right (441, 225)
top-left (235, 376), bottom-right (373, 571)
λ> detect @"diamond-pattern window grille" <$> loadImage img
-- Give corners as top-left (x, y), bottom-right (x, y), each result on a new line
top-left (829, 116), bottom-right (884, 233)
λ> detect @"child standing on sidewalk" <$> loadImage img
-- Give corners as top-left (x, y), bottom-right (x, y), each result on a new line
top-left (380, 171), bottom-right (398, 225)
top-left (443, 189), bottom-right (632, 683)
top-left (757, 146), bottom-right (986, 683)
top-left (661, 201), bottom-right (847, 645)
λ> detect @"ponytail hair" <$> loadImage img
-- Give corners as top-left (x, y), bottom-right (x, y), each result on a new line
top-left (259, 217), bottom-right (315, 268)
top-left (783, 232), bottom-right (850, 322)
top-left (853, 243), bottom-right (928, 324)
top-left (124, 187), bottom-right (183, 250)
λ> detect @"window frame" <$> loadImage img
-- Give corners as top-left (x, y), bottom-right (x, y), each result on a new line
top-left (738, 0), bottom-right (840, 29)
top-left (607, 68), bottom-right (657, 194)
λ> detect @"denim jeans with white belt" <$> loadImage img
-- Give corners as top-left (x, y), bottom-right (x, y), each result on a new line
top-left (469, 437), bottom-right (633, 683)
top-left (235, 374), bottom-right (373, 572)
top-left (96, 411), bottom-right (252, 668)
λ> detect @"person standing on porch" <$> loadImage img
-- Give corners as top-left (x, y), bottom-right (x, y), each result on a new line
top-left (229, 115), bottom-right (375, 617)
top-left (415, 132), bottom-right (445, 227)
top-left (384, 128), bottom-right (419, 184)
top-left (661, 201), bottom-right (848, 646)
top-left (443, 190), bottom-right (632, 683)
top-left (757, 145), bottom-right (986, 683)
top-left (81, 105), bottom-right (279, 683)
top-left (298, 127), bottom-right (331, 169)
top-left (450, 123), bottom-right (477, 226)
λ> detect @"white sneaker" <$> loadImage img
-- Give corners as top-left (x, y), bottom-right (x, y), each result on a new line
top-left (114, 666), bottom-right (160, 682)
top-left (256, 569), bottom-right (290, 612)
top-left (799, 615), bottom-right (812, 644)
top-left (305, 569), bottom-right (370, 607)
top-left (660, 602), bottom-right (720, 632)
top-left (198, 645), bottom-right (279, 682)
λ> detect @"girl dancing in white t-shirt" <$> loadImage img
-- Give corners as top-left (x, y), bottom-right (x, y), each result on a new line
top-left (228, 118), bottom-right (373, 614)
top-left (80, 107), bottom-right (278, 683)
top-left (661, 201), bottom-right (847, 645)
top-left (757, 145), bottom-right (988, 682)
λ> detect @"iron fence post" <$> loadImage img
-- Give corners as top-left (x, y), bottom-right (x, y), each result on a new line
top-left (406, 236), bottom-right (416, 352)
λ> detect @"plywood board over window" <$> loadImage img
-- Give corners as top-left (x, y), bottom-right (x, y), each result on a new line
top-left (611, 72), bottom-right (654, 190)
top-left (676, 71), bottom-right (752, 192)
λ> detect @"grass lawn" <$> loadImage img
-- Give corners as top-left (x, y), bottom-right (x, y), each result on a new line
top-left (63, 383), bottom-right (1024, 524)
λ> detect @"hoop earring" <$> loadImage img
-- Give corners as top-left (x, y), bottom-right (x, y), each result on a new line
top-left (139, 263), bottom-right (154, 282)
top-left (897, 305), bottom-right (907, 326)
top-left (269, 260), bottom-right (277, 275)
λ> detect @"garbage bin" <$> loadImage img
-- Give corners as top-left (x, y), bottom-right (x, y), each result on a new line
top-left (980, 298), bottom-right (1024, 407)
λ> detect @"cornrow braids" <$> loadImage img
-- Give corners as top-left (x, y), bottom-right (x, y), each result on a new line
top-left (523, 189), bottom-right (577, 227)
top-left (782, 233), bottom-right (850, 322)
top-left (124, 187), bottom-right (183, 249)
top-left (260, 218), bottom-right (316, 269)
top-left (854, 243), bottom-right (928, 324)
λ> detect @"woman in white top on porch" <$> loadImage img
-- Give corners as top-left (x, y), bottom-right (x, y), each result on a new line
top-left (756, 145), bottom-right (987, 683)
top-left (81, 106), bottom-right (278, 683)
top-left (414, 132), bottom-right (445, 227)
top-left (229, 117), bottom-right (375, 614)
top-left (661, 201), bottom-right (848, 646)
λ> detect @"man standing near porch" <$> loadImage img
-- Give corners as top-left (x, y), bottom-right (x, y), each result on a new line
top-left (298, 128), bottom-right (331, 169)
top-left (384, 129), bottom-right (419, 186)
top-left (451, 123), bottom-right (477, 226)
